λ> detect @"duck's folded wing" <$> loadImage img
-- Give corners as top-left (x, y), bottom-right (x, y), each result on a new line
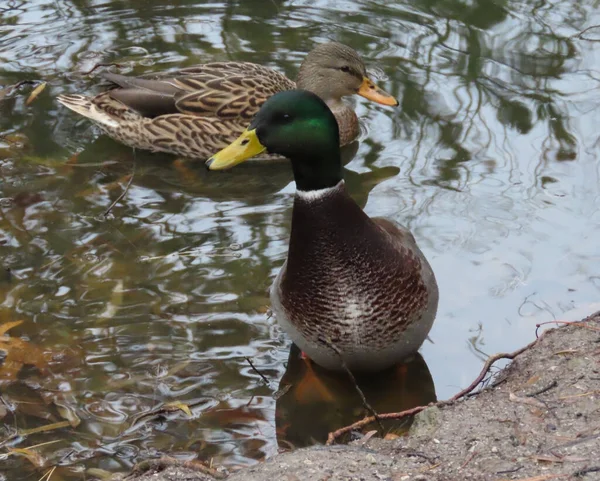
top-left (372, 217), bottom-right (418, 249)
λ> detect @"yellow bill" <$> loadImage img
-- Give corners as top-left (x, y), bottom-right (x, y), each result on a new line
top-left (357, 77), bottom-right (399, 107)
top-left (206, 128), bottom-right (266, 170)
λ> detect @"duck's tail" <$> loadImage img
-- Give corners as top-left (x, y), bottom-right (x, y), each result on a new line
top-left (57, 94), bottom-right (119, 128)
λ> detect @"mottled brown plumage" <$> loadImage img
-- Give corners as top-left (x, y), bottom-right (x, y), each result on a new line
top-left (57, 43), bottom-right (398, 160)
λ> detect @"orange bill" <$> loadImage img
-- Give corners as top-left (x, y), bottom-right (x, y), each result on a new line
top-left (357, 77), bottom-right (399, 106)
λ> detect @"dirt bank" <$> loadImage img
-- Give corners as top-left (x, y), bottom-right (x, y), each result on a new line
top-left (112, 312), bottom-right (600, 481)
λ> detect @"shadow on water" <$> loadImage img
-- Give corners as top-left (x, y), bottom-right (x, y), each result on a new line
top-left (1, 0), bottom-right (600, 479)
top-left (275, 344), bottom-right (436, 449)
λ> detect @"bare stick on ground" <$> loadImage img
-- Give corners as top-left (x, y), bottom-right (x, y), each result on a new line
top-left (535, 319), bottom-right (600, 338)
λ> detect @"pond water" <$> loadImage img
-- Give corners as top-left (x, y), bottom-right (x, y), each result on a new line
top-left (1, 0), bottom-right (600, 479)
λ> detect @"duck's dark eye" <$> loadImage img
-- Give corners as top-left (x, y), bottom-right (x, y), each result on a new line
top-left (279, 113), bottom-right (291, 122)
top-left (340, 66), bottom-right (351, 73)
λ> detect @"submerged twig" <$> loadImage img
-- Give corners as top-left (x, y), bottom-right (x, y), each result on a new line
top-left (81, 62), bottom-right (126, 76)
top-left (104, 158), bottom-right (135, 217)
top-left (324, 339), bottom-right (384, 436)
top-left (571, 25), bottom-right (600, 41)
top-left (0, 80), bottom-right (43, 102)
top-left (38, 465), bottom-right (57, 481)
top-left (245, 357), bottom-right (270, 386)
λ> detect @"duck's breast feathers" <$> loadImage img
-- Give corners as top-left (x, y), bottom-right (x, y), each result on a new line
top-left (101, 61), bottom-right (295, 120)
top-left (371, 216), bottom-right (439, 308)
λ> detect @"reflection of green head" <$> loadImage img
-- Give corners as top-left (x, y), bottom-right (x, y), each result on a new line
top-left (250, 90), bottom-right (343, 191)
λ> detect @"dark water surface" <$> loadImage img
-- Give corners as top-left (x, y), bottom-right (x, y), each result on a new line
top-left (1, 0), bottom-right (599, 479)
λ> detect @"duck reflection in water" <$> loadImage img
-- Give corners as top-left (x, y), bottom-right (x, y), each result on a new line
top-left (274, 344), bottom-right (436, 449)
top-left (71, 136), bottom-right (398, 208)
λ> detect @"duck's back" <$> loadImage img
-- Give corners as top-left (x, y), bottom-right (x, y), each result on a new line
top-left (103, 61), bottom-right (296, 120)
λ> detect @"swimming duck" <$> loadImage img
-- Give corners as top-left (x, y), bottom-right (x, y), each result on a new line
top-left (57, 43), bottom-right (398, 160)
top-left (206, 90), bottom-right (438, 372)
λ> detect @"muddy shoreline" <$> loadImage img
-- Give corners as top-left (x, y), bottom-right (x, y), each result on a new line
top-left (113, 312), bottom-right (600, 481)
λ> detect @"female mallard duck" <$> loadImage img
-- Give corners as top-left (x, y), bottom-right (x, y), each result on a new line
top-left (57, 43), bottom-right (398, 160)
top-left (206, 90), bottom-right (438, 372)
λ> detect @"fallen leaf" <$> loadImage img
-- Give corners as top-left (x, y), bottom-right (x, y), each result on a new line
top-left (0, 321), bottom-right (49, 381)
top-left (7, 447), bottom-right (46, 468)
top-left (25, 82), bottom-right (46, 106)
top-left (384, 432), bottom-right (400, 440)
top-left (97, 280), bottom-right (124, 323)
top-left (20, 420), bottom-right (71, 436)
top-left (360, 430), bottom-right (378, 444)
top-left (56, 402), bottom-right (81, 427)
top-left (85, 468), bottom-right (114, 480)
top-left (0, 320), bottom-right (23, 336)
top-left (163, 360), bottom-right (191, 378)
top-left (163, 401), bottom-right (192, 417)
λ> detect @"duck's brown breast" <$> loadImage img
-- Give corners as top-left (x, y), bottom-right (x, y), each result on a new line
top-left (277, 185), bottom-right (432, 353)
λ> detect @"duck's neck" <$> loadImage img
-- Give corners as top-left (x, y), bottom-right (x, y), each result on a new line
top-left (288, 150), bottom-right (343, 192)
top-left (291, 180), bottom-right (371, 238)
top-left (295, 73), bottom-right (345, 111)
top-left (286, 181), bottom-right (373, 273)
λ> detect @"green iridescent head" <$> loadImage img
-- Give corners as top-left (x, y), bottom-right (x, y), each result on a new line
top-left (206, 90), bottom-right (343, 191)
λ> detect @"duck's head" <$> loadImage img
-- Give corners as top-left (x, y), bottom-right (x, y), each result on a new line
top-left (206, 90), bottom-right (343, 191)
top-left (297, 42), bottom-right (398, 108)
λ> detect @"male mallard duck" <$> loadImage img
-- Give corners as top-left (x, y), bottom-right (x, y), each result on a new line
top-left (57, 43), bottom-right (398, 160)
top-left (206, 90), bottom-right (438, 372)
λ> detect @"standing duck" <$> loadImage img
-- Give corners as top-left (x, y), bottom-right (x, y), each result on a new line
top-left (57, 43), bottom-right (398, 160)
top-left (206, 90), bottom-right (438, 372)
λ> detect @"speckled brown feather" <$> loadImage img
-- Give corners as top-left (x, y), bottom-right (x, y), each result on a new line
top-left (57, 57), bottom-right (359, 159)
top-left (271, 182), bottom-right (438, 371)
